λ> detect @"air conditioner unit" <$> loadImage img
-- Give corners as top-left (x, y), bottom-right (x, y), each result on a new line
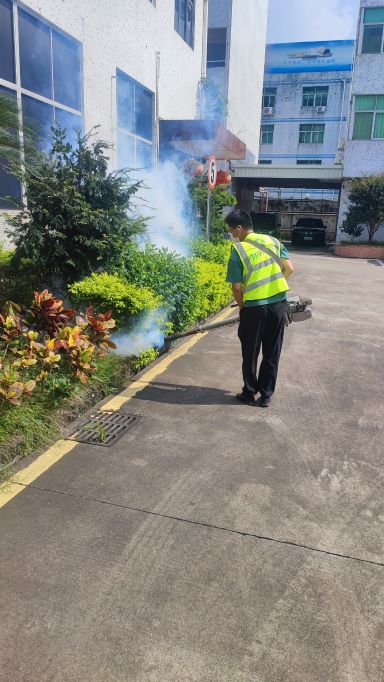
top-left (316, 106), bottom-right (327, 113)
top-left (263, 106), bottom-right (274, 116)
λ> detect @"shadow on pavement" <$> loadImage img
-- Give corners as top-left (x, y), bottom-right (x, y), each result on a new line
top-left (367, 259), bottom-right (384, 266)
top-left (133, 381), bottom-right (240, 406)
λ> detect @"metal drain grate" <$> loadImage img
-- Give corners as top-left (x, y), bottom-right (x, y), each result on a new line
top-left (68, 411), bottom-right (142, 447)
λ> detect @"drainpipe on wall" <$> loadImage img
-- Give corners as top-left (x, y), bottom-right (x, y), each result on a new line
top-left (198, 0), bottom-right (209, 118)
top-left (154, 51), bottom-right (160, 166)
top-left (336, 78), bottom-right (347, 158)
top-left (110, 75), bottom-right (117, 169)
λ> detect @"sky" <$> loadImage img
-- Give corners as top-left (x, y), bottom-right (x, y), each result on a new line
top-left (267, 0), bottom-right (361, 44)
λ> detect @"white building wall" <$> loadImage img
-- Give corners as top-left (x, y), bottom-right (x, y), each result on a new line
top-left (20, 0), bottom-right (204, 146)
top-left (227, 0), bottom-right (267, 162)
top-left (0, 0), bottom-right (205, 246)
top-left (207, 0), bottom-right (267, 163)
top-left (337, 0), bottom-right (384, 242)
top-left (259, 71), bottom-right (351, 166)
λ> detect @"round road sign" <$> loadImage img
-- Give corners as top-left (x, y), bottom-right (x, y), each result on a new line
top-left (208, 156), bottom-right (217, 190)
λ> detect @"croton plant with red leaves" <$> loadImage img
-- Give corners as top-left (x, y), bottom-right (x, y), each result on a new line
top-left (0, 291), bottom-right (116, 407)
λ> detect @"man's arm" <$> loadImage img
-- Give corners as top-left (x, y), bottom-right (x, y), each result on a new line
top-left (282, 258), bottom-right (294, 279)
top-left (231, 282), bottom-right (244, 308)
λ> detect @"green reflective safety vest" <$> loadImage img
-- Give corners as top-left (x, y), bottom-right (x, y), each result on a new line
top-left (231, 233), bottom-right (289, 302)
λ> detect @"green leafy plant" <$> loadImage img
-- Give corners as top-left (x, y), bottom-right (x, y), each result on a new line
top-left (193, 258), bottom-right (232, 320)
top-left (69, 272), bottom-right (162, 326)
top-left (190, 239), bottom-right (231, 265)
top-left (7, 128), bottom-right (146, 282)
top-left (341, 175), bottom-right (384, 243)
top-left (0, 290), bottom-right (117, 407)
top-left (190, 181), bottom-right (236, 243)
top-left (119, 243), bottom-right (201, 333)
top-left (129, 347), bottom-right (160, 373)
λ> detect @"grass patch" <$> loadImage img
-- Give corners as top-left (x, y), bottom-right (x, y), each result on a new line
top-left (0, 354), bottom-right (130, 482)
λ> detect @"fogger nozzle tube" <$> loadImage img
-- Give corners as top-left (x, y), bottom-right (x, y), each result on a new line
top-left (164, 295), bottom-right (312, 344)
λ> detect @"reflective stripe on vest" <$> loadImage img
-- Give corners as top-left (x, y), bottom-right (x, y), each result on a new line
top-left (232, 234), bottom-right (289, 301)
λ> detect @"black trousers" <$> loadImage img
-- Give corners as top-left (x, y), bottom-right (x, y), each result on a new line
top-left (238, 301), bottom-right (286, 399)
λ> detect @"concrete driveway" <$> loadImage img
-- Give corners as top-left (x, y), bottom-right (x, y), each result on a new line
top-left (1, 252), bottom-right (384, 682)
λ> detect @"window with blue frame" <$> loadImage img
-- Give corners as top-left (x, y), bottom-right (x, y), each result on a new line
top-left (0, 0), bottom-right (15, 83)
top-left (0, 2), bottom-right (83, 202)
top-left (0, 86), bottom-right (22, 208)
top-left (175, 0), bottom-right (195, 48)
top-left (116, 70), bottom-right (154, 169)
top-left (17, 6), bottom-right (83, 148)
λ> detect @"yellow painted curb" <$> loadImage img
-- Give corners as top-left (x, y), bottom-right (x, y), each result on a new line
top-left (0, 440), bottom-right (77, 509)
top-left (0, 305), bottom-right (236, 509)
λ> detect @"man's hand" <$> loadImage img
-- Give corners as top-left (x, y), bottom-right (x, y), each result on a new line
top-left (232, 283), bottom-right (244, 308)
top-left (282, 258), bottom-right (294, 279)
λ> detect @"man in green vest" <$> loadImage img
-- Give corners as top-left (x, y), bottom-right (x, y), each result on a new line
top-left (225, 209), bottom-right (294, 407)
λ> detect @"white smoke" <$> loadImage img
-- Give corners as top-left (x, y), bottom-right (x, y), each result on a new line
top-left (112, 309), bottom-right (166, 357)
top-left (135, 160), bottom-right (196, 255)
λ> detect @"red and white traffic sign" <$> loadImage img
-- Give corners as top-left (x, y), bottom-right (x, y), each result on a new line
top-left (208, 156), bottom-right (217, 190)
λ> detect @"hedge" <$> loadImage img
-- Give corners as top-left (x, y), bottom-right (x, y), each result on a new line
top-left (190, 239), bottom-right (231, 266)
top-left (69, 272), bottom-right (162, 326)
top-left (0, 249), bottom-right (43, 306)
top-left (119, 243), bottom-right (201, 333)
top-left (193, 258), bottom-right (232, 320)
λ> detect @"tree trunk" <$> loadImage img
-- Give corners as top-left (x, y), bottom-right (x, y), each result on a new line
top-left (368, 224), bottom-right (378, 243)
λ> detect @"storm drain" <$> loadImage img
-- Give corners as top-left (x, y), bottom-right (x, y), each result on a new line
top-left (67, 411), bottom-right (142, 447)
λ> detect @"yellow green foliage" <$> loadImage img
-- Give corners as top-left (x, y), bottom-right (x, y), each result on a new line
top-left (193, 258), bottom-right (232, 320)
top-left (69, 272), bottom-right (162, 326)
top-left (130, 347), bottom-right (160, 373)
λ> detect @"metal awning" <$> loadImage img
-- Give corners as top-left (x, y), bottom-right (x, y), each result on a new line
top-left (160, 119), bottom-right (246, 160)
top-left (232, 164), bottom-right (343, 189)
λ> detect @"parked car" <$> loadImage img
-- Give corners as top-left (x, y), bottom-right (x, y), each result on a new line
top-left (291, 218), bottom-right (326, 247)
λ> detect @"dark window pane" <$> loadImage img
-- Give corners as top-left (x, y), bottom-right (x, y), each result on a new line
top-left (135, 85), bottom-right (153, 141)
top-left (353, 112), bottom-right (374, 139)
top-left (186, 0), bottom-right (194, 47)
top-left (52, 30), bottom-right (81, 110)
top-left (263, 87), bottom-right (276, 108)
top-left (136, 140), bottom-right (153, 168)
top-left (117, 132), bottom-right (135, 169)
top-left (22, 94), bottom-right (53, 152)
top-left (174, 0), bottom-right (180, 32)
top-left (19, 8), bottom-right (52, 98)
top-left (0, 0), bottom-right (15, 83)
top-left (0, 86), bottom-right (21, 208)
top-left (364, 8), bottom-right (384, 23)
top-left (207, 28), bottom-right (226, 67)
top-left (117, 71), bottom-right (135, 133)
top-left (55, 108), bottom-right (82, 147)
top-left (362, 25), bottom-right (383, 53)
top-left (175, 0), bottom-right (195, 47)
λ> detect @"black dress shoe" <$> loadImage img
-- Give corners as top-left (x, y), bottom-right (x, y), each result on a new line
top-left (235, 392), bottom-right (256, 405)
top-left (259, 395), bottom-right (271, 407)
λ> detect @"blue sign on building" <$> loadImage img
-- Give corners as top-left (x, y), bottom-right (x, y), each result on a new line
top-left (265, 40), bottom-right (354, 74)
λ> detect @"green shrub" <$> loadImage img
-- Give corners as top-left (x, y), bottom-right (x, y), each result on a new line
top-left (0, 249), bottom-right (43, 306)
top-left (69, 272), bottom-right (161, 326)
top-left (190, 181), bottom-right (236, 243)
top-left (190, 239), bottom-right (231, 266)
top-left (193, 258), bottom-right (232, 320)
top-left (8, 128), bottom-right (146, 283)
top-left (130, 348), bottom-right (160, 373)
top-left (120, 243), bottom-right (200, 333)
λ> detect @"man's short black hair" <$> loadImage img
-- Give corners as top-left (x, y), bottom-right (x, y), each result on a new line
top-left (225, 209), bottom-right (253, 230)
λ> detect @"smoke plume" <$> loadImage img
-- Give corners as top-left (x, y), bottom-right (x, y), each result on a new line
top-left (135, 160), bottom-right (196, 255)
top-left (113, 310), bottom-right (166, 357)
